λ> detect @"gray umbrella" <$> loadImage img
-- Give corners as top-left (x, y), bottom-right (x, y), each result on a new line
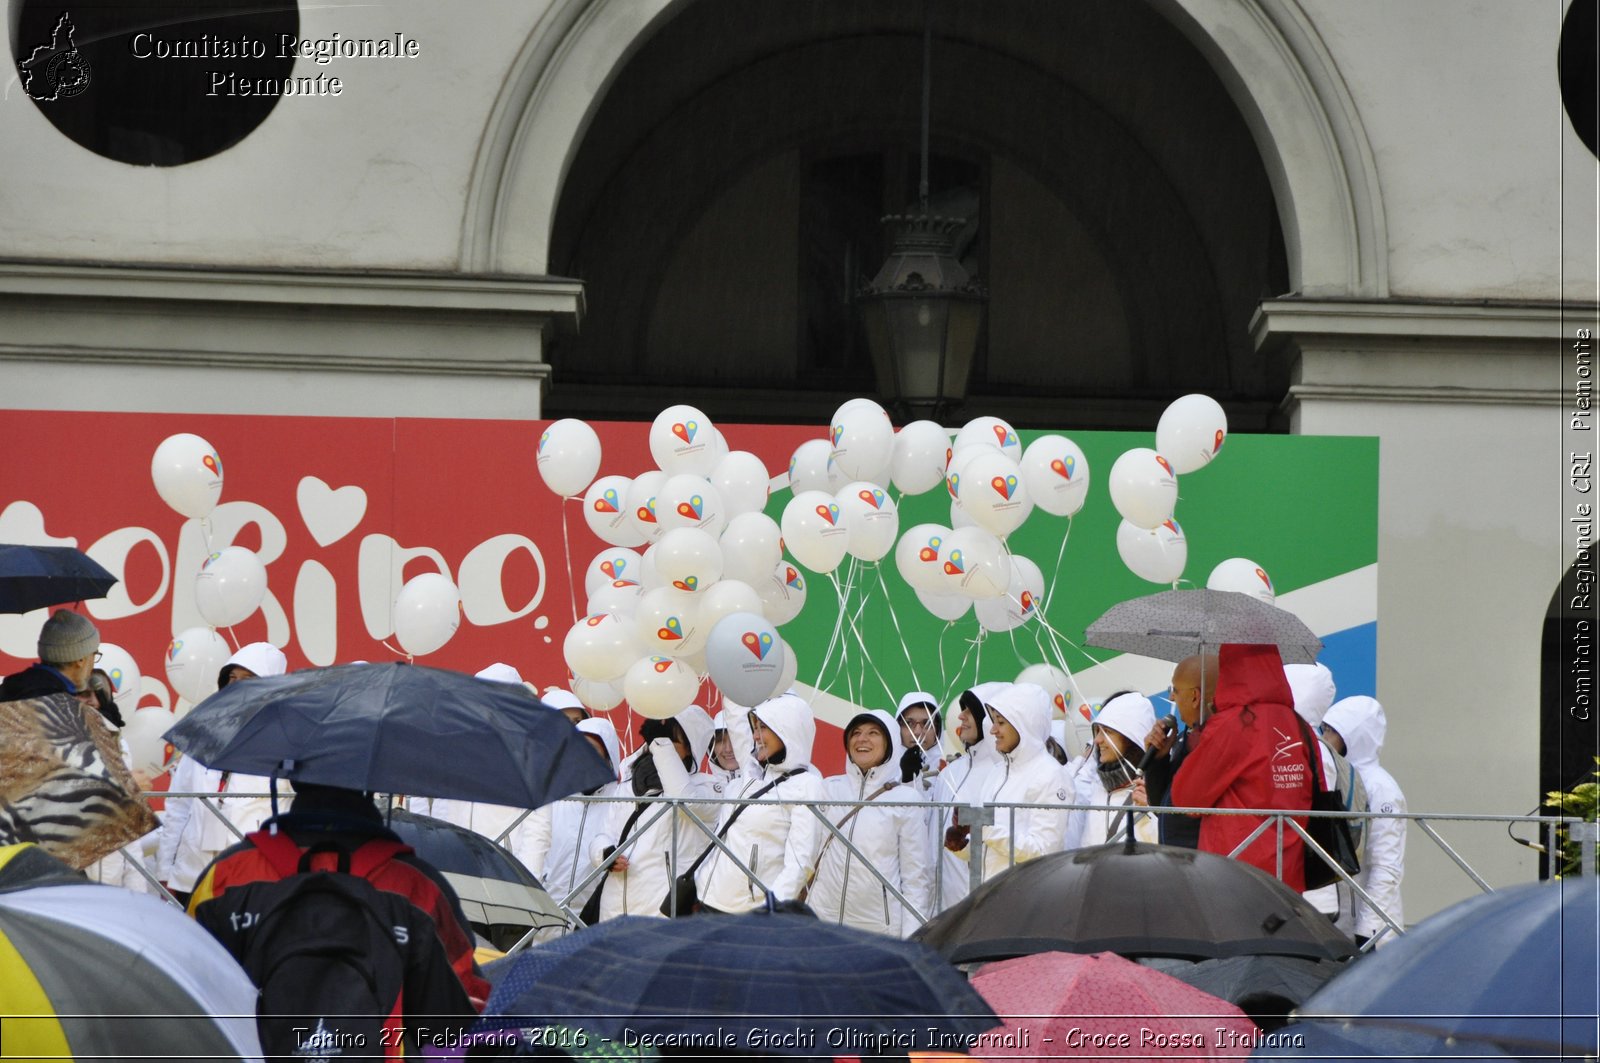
top-left (1085, 588), bottom-right (1323, 664)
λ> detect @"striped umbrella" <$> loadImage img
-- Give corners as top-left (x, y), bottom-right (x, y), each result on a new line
top-left (0, 843), bottom-right (264, 1060)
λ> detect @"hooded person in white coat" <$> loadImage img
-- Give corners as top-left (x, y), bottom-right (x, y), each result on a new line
top-left (1321, 695), bottom-right (1406, 946)
top-left (927, 682), bottom-right (1007, 910)
top-left (520, 716), bottom-right (623, 911)
top-left (1286, 662), bottom-right (1344, 917)
top-left (806, 710), bottom-right (932, 937)
top-left (695, 692), bottom-right (827, 913)
top-left (706, 710), bottom-right (741, 791)
top-left (589, 706), bottom-right (719, 919)
top-left (979, 682), bottom-right (1070, 880)
top-left (158, 641), bottom-right (289, 903)
top-left (1074, 693), bottom-right (1159, 848)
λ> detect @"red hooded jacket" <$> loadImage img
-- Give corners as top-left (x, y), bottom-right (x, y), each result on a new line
top-left (1169, 644), bottom-right (1315, 890)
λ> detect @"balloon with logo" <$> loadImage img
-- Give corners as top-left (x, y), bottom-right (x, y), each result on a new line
top-left (635, 586), bottom-right (705, 657)
top-left (788, 439), bottom-right (842, 494)
top-left (625, 470), bottom-right (668, 545)
top-left (587, 579), bottom-right (643, 619)
top-left (705, 611), bottom-right (787, 707)
top-left (1116, 518), bottom-right (1188, 584)
top-left (564, 612), bottom-right (643, 683)
top-left (829, 398), bottom-right (894, 484)
top-left (656, 475), bottom-right (727, 537)
top-left (193, 546), bottom-right (268, 628)
top-left (394, 572), bottom-right (461, 656)
top-left (758, 560), bottom-right (808, 626)
top-left (975, 554), bottom-right (1045, 632)
top-left (954, 416), bottom-right (1022, 462)
top-left (535, 419), bottom-right (602, 498)
top-left (584, 546), bottom-right (644, 597)
top-left (952, 449), bottom-right (1030, 538)
top-left (571, 673), bottom-right (625, 713)
top-left (164, 626), bottom-right (232, 704)
top-left (650, 405), bottom-right (718, 477)
top-left (1020, 435), bottom-right (1090, 517)
top-left (781, 490), bottom-right (851, 573)
top-left (894, 523), bottom-right (952, 595)
top-left (1108, 448), bottom-right (1179, 529)
top-left (583, 475), bottom-right (645, 548)
top-left (1207, 557), bottom-right (1275, 605)
top-left (697, 578), bottom-right (764, 634)
top-left (719, 512), bottom-right (782, 586)
top-left (891, 419), bottom-right (952, 496)
top-left (835, 482), bottom-right (899, 562)
top-left (123, 706), bottom-right (177, 778)
top-left (653, 527), bottom-right (723, 594)
top-left (96, 642), bottom-right (143, 710)
top-left (1156, 394), bottom-right (1228, 475)
top-left (938, 526), bottom-right (1010, 599)
top-left (622, 655), bottom-right (701, 720)
top-left (916, 588), bottom-right (971, 622)
top-left (710, 451), bottom-right (771, 519)
top-left (151, 433), bottom-right (224, 520)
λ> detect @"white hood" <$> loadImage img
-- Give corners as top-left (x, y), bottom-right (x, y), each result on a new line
top-left (576, 716), bottom-right (623, 777)
top-left (541, 687), bottom-right (587, 714)
top-left (1094, 692), bottom-right (1157, 751)
top-left (475, 662), bottom-right (522, 684)
top-left (1321, 695), bottom-right (1386, 770)
top-left (841, 708), bottom-right (904, 786)
top-left (1285, 663), bottom-right (1337, 728)
top-left (987, 682), bottom-right (1052, 762)
top-left (749, 691), bottom-right (815, 770)
top-left (223, 642), bottom-right (287, 679)
top-left (674, 704), bottom-right (715, 762)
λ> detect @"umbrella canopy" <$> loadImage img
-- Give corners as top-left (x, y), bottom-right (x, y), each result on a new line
top-left (166, 662), bottom-right (615, 807)
top-left (0, 842), bottom-right (264, 1060)
top-left (971, 951), bottom-right (1259, 1060)
top-left (913, 842), bottom-right (1355, 964)
top-left (475, 911), bottom-right (998, 1054)
top-left (1086, 588), bottom-right (1322, 664)
top-left (1266, 877), bottom-right (1599, 1059)
top-left (0, 544), bottom-right (118, 613)
top-left (1138, 955), bottom-right (1344, 1029)
top-left (385, 808), bottom-right (566, 943)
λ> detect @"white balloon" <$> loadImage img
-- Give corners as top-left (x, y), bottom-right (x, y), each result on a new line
top-left (775, 636), bottom-right (799, 693)
top-left (656, 474), bottom-right (727, 537)
top-left (635, 586), bottom-right (705, 656)
top-left (950, 495), bottom-right (975, 530)
top-left (193, 546), bottom-right (268, 628)
top-left (96, 642), bottom-right (143, 710)
top-left (587, 579), bottom-right (643, 619)
top-left (1020, 435), bottom-right (1091, 517)
top-left (623, 654), bottom-right (701, 720)
top-left (781, 490), bottom-right (851, 573)
top-left (891, 420), bottom-right (953, 496)
top-left (164, 626), bottom-right (232, 704)
top-left (584, 546), bottom-right (645, 597)
top-left (758, 560), bottom-right (808, 626)
top-left (625, 470), bottom-right (668, 545)
top-left (698, 578), bottom-right (764, 634)
top-left (950, 449), bottom-right (1030, 538)
top-left (975, 555), bottom-right (1045, 632)
top-left (564, 612), bottom-right (643, 682)
top-left (710, 451), bottom-right (771, 519)
top-left (653, 527), bottom-right (724, 594)
top-left (536, 419), bottom-right (602, 498)
top-left (938, 526), bottom-right (1010, 599)
top-left (788, 439), bottom-right (842, 494)
top-left (829, 398), bottom-right (894, 484)
top-left (954, 417), bottom-right (1022, 461)
top-left (894, 523), bottom-right (953, 595)
top-left (649, 404), bottom-right (718, 477)
top-left (1156, 394), bottom-right (1228, 475)
top-left (1208, 557), bottom-right (1276, 604)
top-left (1016, 663), bottom-right (1084, 751)
top-left (151, 433), bottom-right (223, 520)
top-left (571, 673), bottom-right (625, 712)
top-left (1108, 448), bottom-right (1179, 530)
top-left (583, 475), bottom-right (646, 548)
top-left (916, 588), bottom-right (972, 622)
top-left (393, 572), bottom-right (461, 656)
top-left (835, 482), bottom-right (899, 563)
top-left (719, 512), bottom-right (783, 586)
top-left (123, 706), bottom-right (177, 777)
top-left (705, 611), bottom-right (786, 707)
top-left (1116, 518), bottom-right (1189, 584)
top-left (709, 426), bottom-right (730, 462)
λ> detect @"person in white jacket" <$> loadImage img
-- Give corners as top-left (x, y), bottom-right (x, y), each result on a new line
top-left (707, 710), bottom-right (741, 790)
top-left (157, 642), bottom-right (288, 905)
top-left (895, 691), bottom-right (944, 792)
top-left (806, 710), bottom-right (932, 937)
top-left (979, 682), bottom-right (1070, 881)
top-left (521, 716), bottom-right (623, 911)
top-left (928, 682), bottom-right (1007, 910)
top-left (589, 706), bottom-right (720, 919)
top-left (1074, 692), bottom-right (1159, 848)
top-left (1286, 662), bottom-right (1343, 917)
top-left (1321, 695), bottom-right (1406, 947)
top-left (695, 691), bottom-right (826, 913)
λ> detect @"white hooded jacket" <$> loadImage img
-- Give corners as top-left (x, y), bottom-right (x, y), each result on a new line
top-left (1074, 693), bottom-right (1158, 848)
top-left (927, 682), bottom-right (1007, 910)
top-left (979, 682), bottom-right (1071, 880)
top-left (807, 710), bottom-right (932, 937)
top-left (1287, 663), bottom-right (1343, 915)
top-left (695, 693), bottom-right (826, 913)
top-left (1322, 696), bottom-right (1405, 941)
top-left (522, 716), bottom-right (624, 909)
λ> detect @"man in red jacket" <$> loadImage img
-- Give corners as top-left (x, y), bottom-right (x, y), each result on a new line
top-left (1170, 643), bottom-right (1315, 889)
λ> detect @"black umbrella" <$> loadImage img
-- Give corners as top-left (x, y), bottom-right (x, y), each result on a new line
top-left (1138, 954), bottom-right (1345, 1029)
top-left (0, 544), bottom-right (118, 613)
top-left (1086, 588), bottom-right (1323, 663)
top-left (165, 662), bottom-right (614, 807)
top-left (912, 842), bottom-right (1355, 964)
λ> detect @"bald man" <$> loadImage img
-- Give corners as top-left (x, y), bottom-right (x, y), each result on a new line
top-left (1134, 653), bottom-right (1217, 849)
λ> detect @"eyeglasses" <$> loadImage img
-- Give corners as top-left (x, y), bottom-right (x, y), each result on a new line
top-left (93, 651), bottom-right (103, 663)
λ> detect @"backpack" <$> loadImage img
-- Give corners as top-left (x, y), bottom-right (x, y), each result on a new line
top-left (1319, 736), bottom-right (1371, 863)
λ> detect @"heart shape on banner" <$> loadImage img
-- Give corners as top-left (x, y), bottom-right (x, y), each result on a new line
top-left (297, 476), bottom-right (368, 547)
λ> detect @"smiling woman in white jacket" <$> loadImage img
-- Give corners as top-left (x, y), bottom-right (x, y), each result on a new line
top-left (979, 682), bottom-right (1071, 881)
top-left (1074, 692), bottom-right (1159, 848)
top-left (806, 710), bottom-right (932, 937)
top-left (694, 692), bottom-right (826, 913)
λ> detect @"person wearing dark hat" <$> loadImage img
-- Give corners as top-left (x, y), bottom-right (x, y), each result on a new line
top-left (0, 608), bottom-right (101, 703)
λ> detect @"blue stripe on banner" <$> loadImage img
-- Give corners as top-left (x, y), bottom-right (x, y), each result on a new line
top-left (1316, 621), bottom-right (1378, 700)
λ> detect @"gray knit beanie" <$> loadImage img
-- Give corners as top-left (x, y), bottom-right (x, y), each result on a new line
top-left (38, 608), bottom-right (99, 664)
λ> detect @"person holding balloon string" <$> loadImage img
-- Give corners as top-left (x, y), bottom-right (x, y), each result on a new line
top-left (927, 683), bottom-right (1006, 912)
top-left (1070, 691), bottom-right (1160, 848)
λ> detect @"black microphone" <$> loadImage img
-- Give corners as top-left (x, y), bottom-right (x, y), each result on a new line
top-left (1136, 716), bottom-right (1178, 774)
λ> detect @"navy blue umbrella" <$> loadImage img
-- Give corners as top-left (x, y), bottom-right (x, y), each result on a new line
top-left (165, 662), bottom-right (614, 808)
top-left (0, 544), bottom-right (117, 613)
top-left (1254, 877), bottom-right (1597, 1060)
top-left (475, 912), bottom-right (998, 1054)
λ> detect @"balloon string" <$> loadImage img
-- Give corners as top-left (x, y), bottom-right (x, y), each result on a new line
top-left (560, 499), bottom-right (580, 624)
top-left (224, 625), bottom-right (240, 652)
top-left (813, 568), bottom-right (850, 702)
top-left (875, 565), bottom-right (922, 691)
top-left (379, 639), bottom-right (413, 663)
top-left (830, 568), bottom-right (896, 708)
top-left (939, 627), bottom-right (982, 709)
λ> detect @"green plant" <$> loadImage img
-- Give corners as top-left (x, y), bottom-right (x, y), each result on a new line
top-left (1545, 756), bottom-right (1600, 876)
